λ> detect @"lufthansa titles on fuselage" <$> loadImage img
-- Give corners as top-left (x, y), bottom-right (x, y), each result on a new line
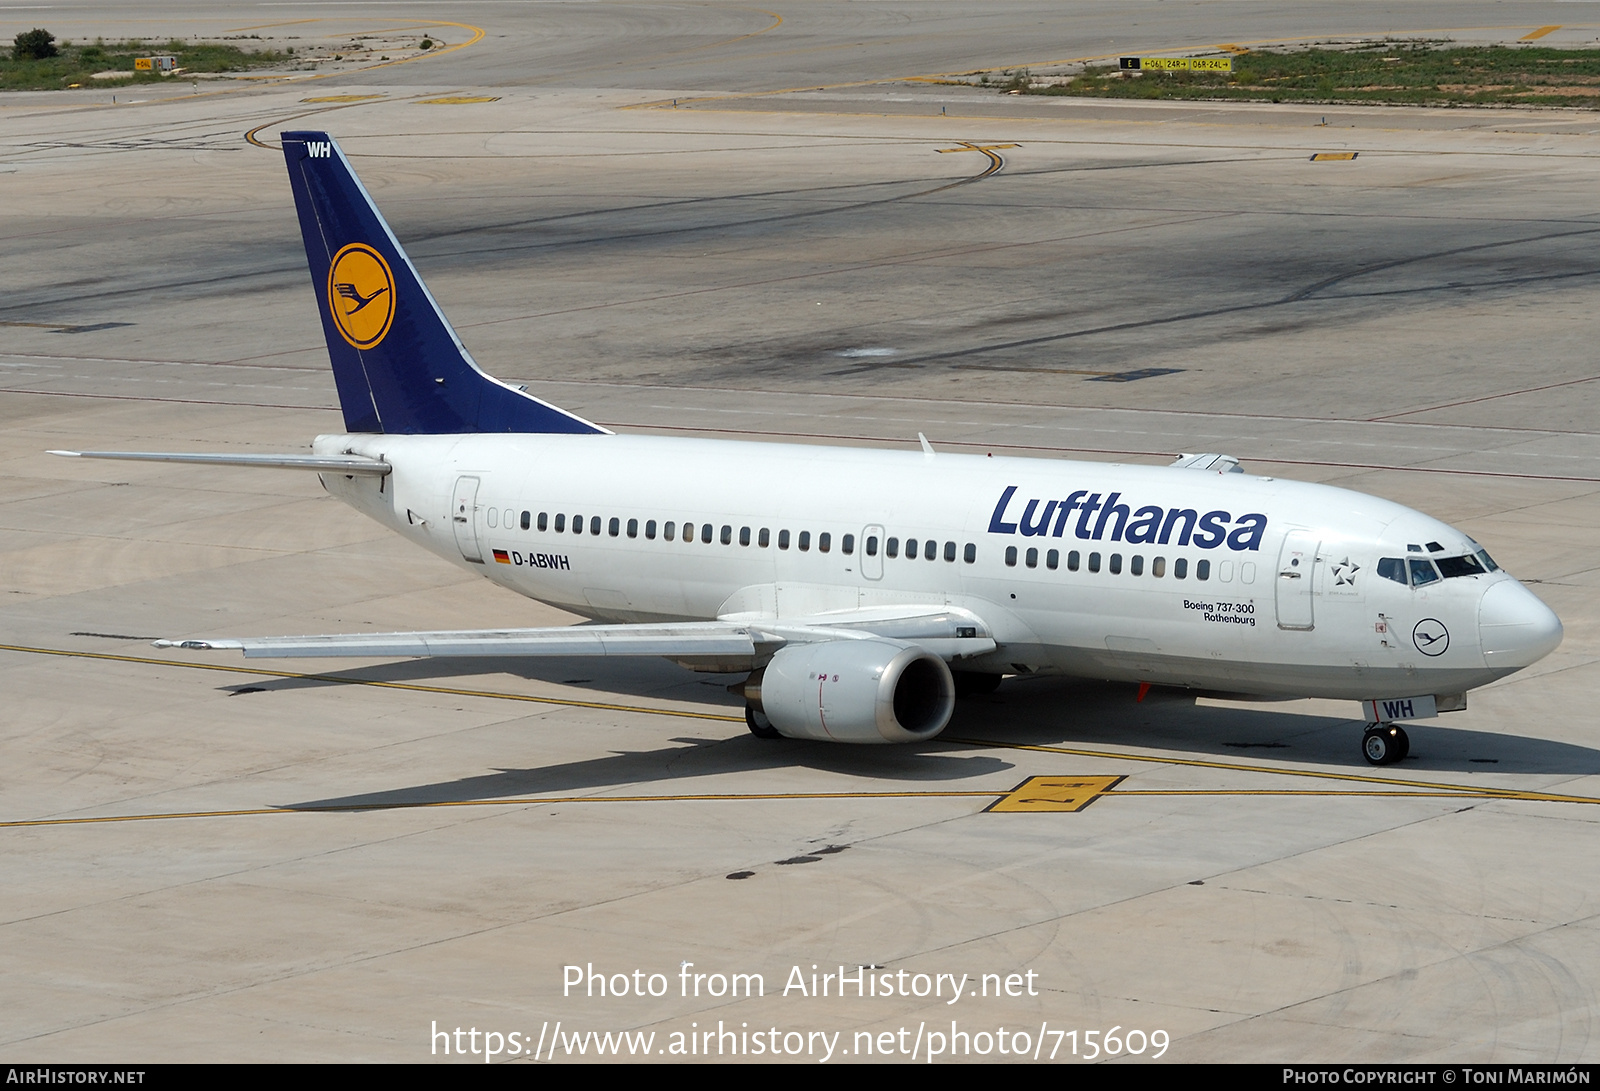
top-left (986, 485), bottom-right (1267, 551)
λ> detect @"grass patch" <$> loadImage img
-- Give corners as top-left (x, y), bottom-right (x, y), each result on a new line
top-left (1, 36), bottom-right (290, 90)
top-left (1029, 43), bottom-right (1600, 108)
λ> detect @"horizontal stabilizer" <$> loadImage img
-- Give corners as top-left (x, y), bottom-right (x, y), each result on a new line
top-left (50, 451), bottom-right (391, 475)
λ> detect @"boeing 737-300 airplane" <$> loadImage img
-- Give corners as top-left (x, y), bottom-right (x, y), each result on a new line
top-left (52, 131), bottom-right (1564, 765)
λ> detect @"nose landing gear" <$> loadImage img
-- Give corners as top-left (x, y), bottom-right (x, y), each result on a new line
top-left (1362, 723), bottom-right (1410, 765)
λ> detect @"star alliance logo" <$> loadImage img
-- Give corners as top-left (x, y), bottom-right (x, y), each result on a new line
top-left (1332, 557), bottom-right (1360, 586)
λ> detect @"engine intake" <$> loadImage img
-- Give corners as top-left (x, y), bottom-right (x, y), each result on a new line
top-left (752, 639), bottom-right (955, 744)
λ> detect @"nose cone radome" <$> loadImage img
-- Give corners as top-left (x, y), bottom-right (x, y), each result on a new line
top-left (1479, 580), bottom-right (1563, 670)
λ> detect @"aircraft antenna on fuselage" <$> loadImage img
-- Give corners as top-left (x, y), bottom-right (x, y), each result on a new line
top-left (279, 131), bottom-right (608, 437)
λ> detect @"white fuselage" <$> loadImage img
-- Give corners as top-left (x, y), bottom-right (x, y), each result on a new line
top-left (313, 432), bottom-right (1561, 703)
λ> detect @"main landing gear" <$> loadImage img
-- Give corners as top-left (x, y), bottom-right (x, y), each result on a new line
top-left (745, 703), bottom-right (781, 740)
top-left (1362, 723), bottom-right (1410, 766)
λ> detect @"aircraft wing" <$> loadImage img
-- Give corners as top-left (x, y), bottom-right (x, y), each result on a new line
top-left (153, 607), bottom-right (996, 662)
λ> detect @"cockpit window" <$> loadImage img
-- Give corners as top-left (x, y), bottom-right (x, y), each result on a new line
top-left (1475, 549), bottom-right (1499, 573)
top-left (1435, 554), bottom-right (1487, 579)
top-left (1408, 558), bottom-right (1441, 587)
top-left (1377, 558), bottom-right (1408, 585)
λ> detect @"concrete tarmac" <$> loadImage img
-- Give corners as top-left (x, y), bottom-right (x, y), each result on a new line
top-left (2, 1), bottom-right (1599, 1064)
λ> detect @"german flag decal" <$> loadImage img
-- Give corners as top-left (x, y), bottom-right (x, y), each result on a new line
top-left (492, 549), bottom-right (511, 564)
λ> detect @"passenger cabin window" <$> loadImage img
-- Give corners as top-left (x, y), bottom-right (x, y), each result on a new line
top-left (1005, 546), bottom-right (1018, 567)
top-left (1089, 553), bottom-right (1102, 573)
top-left (1131, 555), bottom-right (1144, 576)
top-left (943, 541), bottom-right (955, 563)
top-left (538, 512), bottom-right (549, 532)
top-left (521, 511), bottom-right (530, 530)
top-left (572, 514), bottom-right (583, 534)
top-left (1109, 553), bottom-right (1122, 575)
top-left (778, 530), bottom-right (790, 550)
top-left (487, 508), bottom-right (497, 529)
top-left (1025, 548), bottom-right (1038, 569)
top-left (721, 525), bottom-right (732, 545)
top-left (1174, 558), bottom-right (1187, 579)
top-left (627, 518), bottom-right (638, 538)
top-left (964, 543), bottom-right (976, 564)
top-left (799, 531), bottom-right (811, 552)
top-left (740, 527), bottom-right (751, 546)
top-left (701, 523), bottom-right (713, 544)
top-left (1046, 549), bottom-right (1059, 570)
top-left (906, 538), bottom-right (918, 559)
top-left (554, 514), bottom-right (566, 532)
top-left (886, 537), bottom-right (899, 558)
top-left (646, 519), bottom-right (657, 540)
top-left (866, 536), bottom-right (879, 556)
top-left (842, 534), bottom-right (855, 555)
top-left (925, 540), bottom-right (937, 561)
top-left (591, 516), bottom-right (601, 536)
top-left (1196, 559), bottom-right (1210, 581)
top-left (609, 517), bottom-right (620, 537)
top-left (819, 532), bottom-right (831, 553)
top-left (759, 528), bottom-right (770, 548)
top-left (1067, 551), bottom-right (1080, 572)
top-left (1152, 556), bottom-right (1165, 578)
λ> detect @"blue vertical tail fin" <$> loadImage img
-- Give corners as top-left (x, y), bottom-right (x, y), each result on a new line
top-left (280, 131), bottom-right (605, 436)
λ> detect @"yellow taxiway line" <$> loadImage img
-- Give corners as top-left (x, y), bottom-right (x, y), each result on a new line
top-left (1, 791), bottom-right (999, 829)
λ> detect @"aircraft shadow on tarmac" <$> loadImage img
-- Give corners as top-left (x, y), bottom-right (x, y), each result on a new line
top-left (266, 661), bottom-right (1600, 812)
top-left (953, 675), bottom-right (1600, 777)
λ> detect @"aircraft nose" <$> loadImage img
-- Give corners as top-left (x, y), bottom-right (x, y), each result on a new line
top-left (1479, 580), bottom-right (1563, 669)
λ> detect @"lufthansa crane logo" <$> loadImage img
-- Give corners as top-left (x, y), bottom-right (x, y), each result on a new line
top-left (1412, 618), bottom-right (1450, 657)
top-left (327, 243), bottom-right (395, 349)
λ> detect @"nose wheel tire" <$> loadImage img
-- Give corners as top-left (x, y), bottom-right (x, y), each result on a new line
top-left (1362, 724), bottom-right (1409, 765)
top-left (745, 704), bottom-right (781, 740)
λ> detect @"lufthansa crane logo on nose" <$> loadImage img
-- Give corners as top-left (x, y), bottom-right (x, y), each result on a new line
top-left (1412, 618), bottom-right (1450, 657)
top-left (327, 243), bottom-right (395, 350)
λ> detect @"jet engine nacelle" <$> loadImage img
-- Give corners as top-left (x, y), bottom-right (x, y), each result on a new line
top-left (755, 639), bottom-right (956, 744)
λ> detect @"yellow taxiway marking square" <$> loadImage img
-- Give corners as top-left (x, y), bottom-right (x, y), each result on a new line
top-left (987, 775), bottom-right (1124, 813)
top-left (1310, 152), bottom-right (1359, 161)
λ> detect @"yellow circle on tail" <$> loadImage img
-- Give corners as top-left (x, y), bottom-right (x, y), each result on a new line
top-left (327, 244), bottom-right (396, 349)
